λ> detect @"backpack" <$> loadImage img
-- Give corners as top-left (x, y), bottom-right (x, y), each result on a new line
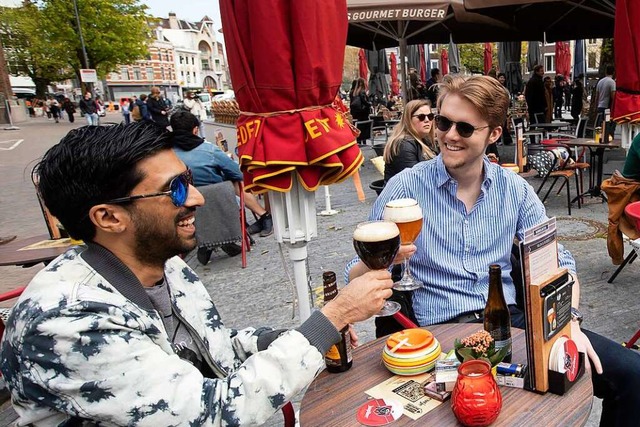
top-left (131, 104), bottom-right (142, 121)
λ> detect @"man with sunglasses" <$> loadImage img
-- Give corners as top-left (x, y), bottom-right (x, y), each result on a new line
top-left (1, 122), bottom-right (394, 426)
top-left (348, 75), bottom-right (640, 426)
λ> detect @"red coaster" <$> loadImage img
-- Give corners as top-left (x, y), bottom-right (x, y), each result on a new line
top-left (356, 398), bottom-right (403, 426)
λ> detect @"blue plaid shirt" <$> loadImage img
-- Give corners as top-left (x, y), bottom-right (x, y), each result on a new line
top-left (346, 155), bottom-right (576, 326)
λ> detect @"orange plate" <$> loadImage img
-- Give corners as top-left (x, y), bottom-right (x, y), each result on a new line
top-left (386, 328), bottom-right (434, 353)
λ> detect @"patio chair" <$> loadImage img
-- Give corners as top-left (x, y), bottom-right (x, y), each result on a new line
top-left (608, 201), bottom-right (640, 283)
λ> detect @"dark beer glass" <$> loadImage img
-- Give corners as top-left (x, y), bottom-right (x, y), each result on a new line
top-left (382, 198), bottom-right (424, 291)
top-left (353, 220), bottom-right (401, 316)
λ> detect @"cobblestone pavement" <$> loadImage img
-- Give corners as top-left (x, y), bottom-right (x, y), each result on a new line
top-left (3, 116), bottom-right (638, 425)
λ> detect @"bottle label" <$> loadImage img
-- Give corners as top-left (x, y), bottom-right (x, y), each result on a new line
top-left (326, 345), bottom-right (340, 361)
top-left (489, 327), bottom-right (512, 355)
top-left (325, 329), bottom-right (352, 367)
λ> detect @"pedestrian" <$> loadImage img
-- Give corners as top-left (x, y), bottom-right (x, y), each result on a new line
top-left (79, 92), bottom-right (99, 126)
top-left (553, 76), bottom-right (564, 119)
top-left (524, 65), bottom-right (547, 123)
top-left (62, 98), bottom-right (76, 123)
top-left (121, 99), bottom-right (131, 125)
top-left (182, 91), bottom-right (206, 136)
top-left (544, 76), bottom-right (554, 123)
top-left (48, 97), bottom-right (60, 123)
top-left (571, 75), bottom-right (585, 121)
top-left (595, 65), bottom-right (616, 136)
top-left (147, 86), bottom-right (169, 128)
top-left (25, 99), bottom-right (35, 118)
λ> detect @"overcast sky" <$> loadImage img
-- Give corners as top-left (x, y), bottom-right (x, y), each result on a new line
top-left (144, 0), bottom-right (222, 29)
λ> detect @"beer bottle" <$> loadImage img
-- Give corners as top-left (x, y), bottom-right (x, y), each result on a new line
top-left (322, 271), bottom-right (353, 373)
top-left (484, 264), bottom-right (512, 363)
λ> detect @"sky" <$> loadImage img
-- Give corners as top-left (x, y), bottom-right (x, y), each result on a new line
top-left (144, 0), bottom-right (222, 30)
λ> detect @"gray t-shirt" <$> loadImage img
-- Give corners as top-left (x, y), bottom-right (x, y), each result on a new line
top-left (596, 76), bottom-right (616, 109)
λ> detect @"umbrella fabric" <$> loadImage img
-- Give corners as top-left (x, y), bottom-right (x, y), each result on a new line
top-left (448, 38), bottom-right (461, 74)
top-left (613, 0), bottom-right (640, 123)
top-left (498, 42), bottom-right (506, 73)
top-left (572, 40), bottom-right (586, 82)
top-left (419, 45), bottom-right (427, 83)
top-left (441, 48), bottom-right (449, 75)
top-left (407, 45), bottom-right (421, 71)
top-left (390, 52), bottom-right (400, 96)
top-left (484, 42), bottom-right (492, 75)
top-left (562, 42), bottom-right (571, 80)
top-left (555, 42), bottom-right (565, 77)
top-left (359, 48), bottom-right (369, 81)
top-left (527, 41), bottom-right (542, 71)
top-left (220, 0), bottom-right (363, 194)
top-left (367, 49), bottom-right (390, 100)
top-left (501, 42), bottom-right (523, 94)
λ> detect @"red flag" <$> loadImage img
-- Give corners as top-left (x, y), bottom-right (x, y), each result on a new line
top-left (419, 45), bottom-right (427, 83)
top-left (390, 52), bottom-right (399, 96)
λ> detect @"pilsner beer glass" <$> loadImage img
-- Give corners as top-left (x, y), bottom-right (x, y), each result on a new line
top-left (353, 220), bottom-right (402, 317)
top-left (382, 198), bottom-right (423, 291)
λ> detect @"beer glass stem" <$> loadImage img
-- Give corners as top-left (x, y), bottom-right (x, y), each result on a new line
top-left (393, 250), bottom-right (422, 291)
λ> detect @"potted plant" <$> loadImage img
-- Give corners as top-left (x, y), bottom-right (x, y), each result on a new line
top-left (453, 330), bottom-right (510, 372)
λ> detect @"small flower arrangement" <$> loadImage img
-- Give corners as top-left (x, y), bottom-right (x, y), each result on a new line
top-left (454, 330), bottom-right (509, 366)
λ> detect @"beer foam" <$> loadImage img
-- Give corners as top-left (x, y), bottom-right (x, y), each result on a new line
top-left (383, 198), bottom-right (423, 223)
top-left (353, 221), bottom-right (399, 242)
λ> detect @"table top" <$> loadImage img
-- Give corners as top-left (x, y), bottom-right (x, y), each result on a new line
top-left (0, 234), bottom-right (72, 267)
top-left (300, 323), bottom-right (593, 426)
top-left (562, 138), bottom-right (621, 149)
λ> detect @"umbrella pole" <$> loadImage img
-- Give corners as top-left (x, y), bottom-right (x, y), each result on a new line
top-left (289, 242), bottom-right (311, 321)
top-left (399, 37), bottom-right (408, 103)
top-left (319, 186), bottom-right (338, 216)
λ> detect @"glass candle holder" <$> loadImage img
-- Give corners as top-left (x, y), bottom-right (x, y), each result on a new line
top-left (451, 359), bottom-right (502, 427)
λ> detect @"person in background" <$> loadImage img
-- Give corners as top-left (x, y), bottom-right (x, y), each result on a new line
top-left (182, 91), bottom-right (206, 136)
top-left (525, 65), bottom-right (547, 124)
top-left (553, 76), bottom-right (565, 119)
top-left (48, 97), bottom-right (60, 124)
top-left (383, 100), bottom-right (436, 184)
top-left (544, 76), bottom-right (554, 123)
top-left (495, 72), bottom-right (513, 147)
top-left (133, 94), bottom-right (152, 123)
top-left (121, 99), bottom-right (131, 125)
top-left (170, 111), bottom-right (273, 244)
top-left (147, 86), bottom-right (170, 128)
top-left (61, 98), bottom-right (76, 123)
top-left (595, 65), bottom-right (616, 136)
top-left (25, 99), bottom-right (35, 118)
top-left (0, 122), bottom-right (394, 426)
top-left (425, 68), bottom-right (442, 107)
top-left (571, 75), bottom-right (585, 122)
top-left (79, 92), bottom-right (99, 126)
top-left (349, 78), bottom-right (371, 122)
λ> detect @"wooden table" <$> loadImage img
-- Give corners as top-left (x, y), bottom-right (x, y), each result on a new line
top-left (563, 138), bottom-right (621, 201)
top-left (300, 323), bottom-right (593, 426)
top-left (0, 234), bottom-right (72, 268)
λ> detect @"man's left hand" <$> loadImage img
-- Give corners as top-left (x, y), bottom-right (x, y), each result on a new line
top-left (571, 321), bottom-right (603, 374)
top-left (348, 325), bottom-right (359, 348)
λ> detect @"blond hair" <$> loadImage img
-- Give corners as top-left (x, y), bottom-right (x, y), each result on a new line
top-left (436, 75), bottom-right (509, 129)
top-left (383, 100), bottom-right (436, 163)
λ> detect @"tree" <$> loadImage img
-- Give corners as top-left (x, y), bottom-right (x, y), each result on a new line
top-left (40, 0), bottom-right (151, 89)
top-left (598, 38), bottom-right (614, 77)
top-left (458, 43), bottom-right (485, 75)
top-left (0, 3), bottom-right (73, 96)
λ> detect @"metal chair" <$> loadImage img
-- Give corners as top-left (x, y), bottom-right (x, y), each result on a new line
top-left (608, 201), bottom-right (640, 283)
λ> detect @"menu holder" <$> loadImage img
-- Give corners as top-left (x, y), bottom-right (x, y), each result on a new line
top-left (548, 352), bottom-right (585, 395)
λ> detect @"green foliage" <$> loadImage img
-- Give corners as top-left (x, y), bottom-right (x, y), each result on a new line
top-left (598, 38), bottom-right (614, 77)
top-left (458, 43), bottom-right (496, 75)
top-left (0, 0), bottom-right (152, 94)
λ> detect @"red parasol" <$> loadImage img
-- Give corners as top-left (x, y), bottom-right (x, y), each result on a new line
top-left (613, 0), bottom-right (640, 123)
top-left (219, 0), bottom-right (363, 194)
top-left (554, 42), bottom-right (564, 77)
top-left (562, 42), bottom-right (571, 80)
top-left (441, 48), bottom-right (449, 76)
top-left (390, 52), bottom-right (400, 96)
top-left (484, 42), bottom-right (493, 75)
top-left (419, 45), bottom-right (427, 83)
top-left (358, 48), bottom-right (369, 82)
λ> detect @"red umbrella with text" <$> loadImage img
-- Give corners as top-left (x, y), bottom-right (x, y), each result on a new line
top-left (419, 45), bottom-right (427, 83)
top-left (613, 0), bottom-right (640, 149)
top-left (220, 0), bottom-right (363, 320)
top-left (441, 48), bottom-right (449, 76)
top-left (358, 48), bottom-right (369, 83)
top-left (390, 52), bottom-right (400, 96)
top-left (484, 42), bottom-right (493, 75)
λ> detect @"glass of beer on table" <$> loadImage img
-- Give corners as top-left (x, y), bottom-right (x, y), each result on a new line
top-left (353, 220), bottom-right (401, 317)
top-left (382, 198), bottom-right (423, 291)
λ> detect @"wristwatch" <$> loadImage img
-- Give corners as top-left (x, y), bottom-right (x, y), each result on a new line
top-left (571, 307), bottom-right (583, 325)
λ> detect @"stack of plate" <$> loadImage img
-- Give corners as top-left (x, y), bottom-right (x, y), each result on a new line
top-left (382, 328), bottom-right (442, 376)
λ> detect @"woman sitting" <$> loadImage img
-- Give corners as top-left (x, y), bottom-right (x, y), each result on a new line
top-left (383, 100), bottom-right (436, 183)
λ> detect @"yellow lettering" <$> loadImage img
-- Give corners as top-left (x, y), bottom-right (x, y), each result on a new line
top-left (305, 119), bottom-right (322, 139)
top-left (316, 118), bottom-right (330, 132)
top-left (238, 125), bottom-right (248, 145)
top-left (246, 121), bottom-right (255, 139)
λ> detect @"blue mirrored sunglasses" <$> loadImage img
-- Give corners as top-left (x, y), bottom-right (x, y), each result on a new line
top-left (105, 169), bottom-right (193, 207)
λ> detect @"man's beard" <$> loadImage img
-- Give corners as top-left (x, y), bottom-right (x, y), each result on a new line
top-left (129, 207), bottom-right (197, 267)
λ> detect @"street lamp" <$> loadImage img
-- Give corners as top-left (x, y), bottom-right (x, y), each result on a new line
top-left (72, 0), bottom-right (92, 94)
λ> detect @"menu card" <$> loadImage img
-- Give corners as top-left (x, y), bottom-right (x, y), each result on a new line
top-left (365, 372), bottom-right (442, 420)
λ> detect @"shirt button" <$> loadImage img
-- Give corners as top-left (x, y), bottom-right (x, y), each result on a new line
top-left (465, 247), bottom-right (470, 252)
top-left (464, 220), bottom-right (469, 224)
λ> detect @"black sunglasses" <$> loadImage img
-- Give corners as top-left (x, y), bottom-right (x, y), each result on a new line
top-left (412, 113), bottom-right (435, 122)
top-left (105, 169), bottom-right (193, 207)
top-left (434, 115), bottom-right (490, 138)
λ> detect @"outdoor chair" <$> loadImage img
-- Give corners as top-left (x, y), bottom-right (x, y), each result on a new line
top-left (608, 201), bottom-right (640, 283)
top-left (528, 143), bottom-right (583, 215)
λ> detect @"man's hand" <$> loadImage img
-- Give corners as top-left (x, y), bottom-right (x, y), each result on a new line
top-left (392, 244), bottom-right (416, 265)
top-left (571, 321), bottom-right (603, 374)
top-left (321, 270), bottom-right (393, 331)
top-left (348, 325), bottom-right (359, 348)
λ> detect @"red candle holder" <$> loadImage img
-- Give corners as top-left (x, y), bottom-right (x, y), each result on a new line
top-left (451, 359), bottom-right (502, 427)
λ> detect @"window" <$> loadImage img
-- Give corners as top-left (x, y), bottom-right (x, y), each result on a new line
top-left (192, 57), bottom-right (195, 65)
top-left (588, 52), bottom-right (597, 69)
top-left (146, 67), bottom-right (154, 80)
top-left (161, 68), bottom-right (166, 80)
top-left (133, 67), bottom-right (142, 80)
top-left (588, 39), bottom-right (597, 44)
top-left (429, 44), bottom-right (437, 53)
top-left (215, 59), bottom-right (221, 71)
top-left (430, 60), bottom-right (438, 70)
top-left (179, 56), bottom-right (184, 64)
top-left (187, 74), bottom-right (191, 83)
top-left (202, 59), bottom-right (210, 70)
top-left (544, 54), bottom-right (555, 73)
top-left (120, 66), bottom-right (129, 80)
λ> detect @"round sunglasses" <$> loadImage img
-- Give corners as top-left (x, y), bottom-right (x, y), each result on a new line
top-left (412, 113), bottom-right (435, 122)
top-left (105, 169), bottom-right (193, 207)
top-left (434, 115), bottom-right (490, 138)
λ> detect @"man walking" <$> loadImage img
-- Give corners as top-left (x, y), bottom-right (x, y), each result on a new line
top-left (595, 65), bottom-right (616, 136)
top-left (525, 65), bottom-right (547, 123)
top-left (78, 92), bottom-right (99, 126)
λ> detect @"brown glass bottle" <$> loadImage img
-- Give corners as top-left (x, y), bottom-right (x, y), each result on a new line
top-left (322, 271), bottom-right (353, 373)
top-left (484, 265), bottom-right (512, 363)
